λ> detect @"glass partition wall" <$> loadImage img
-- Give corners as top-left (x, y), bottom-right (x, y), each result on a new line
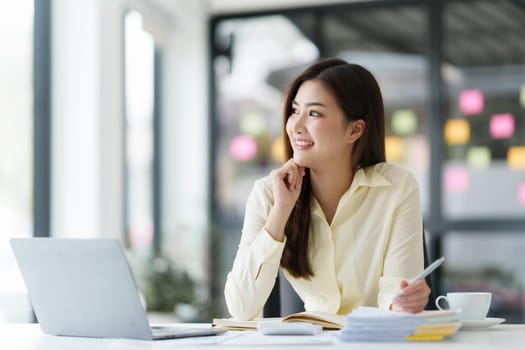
top-left (440, 0), bottom-right (525, 322)
top-left (210, 0), bottom-right (525, 321)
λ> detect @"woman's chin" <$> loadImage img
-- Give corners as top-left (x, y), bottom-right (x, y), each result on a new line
top-left (292, 155), bottom-right (309, 168)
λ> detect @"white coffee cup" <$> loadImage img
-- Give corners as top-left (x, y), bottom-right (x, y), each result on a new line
top-left (435, 292), bottom-right (492, 320)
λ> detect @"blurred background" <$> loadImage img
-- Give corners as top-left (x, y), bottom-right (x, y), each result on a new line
top-left (1, 0), bottom-right (524, 324)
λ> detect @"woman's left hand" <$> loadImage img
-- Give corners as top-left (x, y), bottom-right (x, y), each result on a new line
top-left (391, 279), bottom-right (431, 313)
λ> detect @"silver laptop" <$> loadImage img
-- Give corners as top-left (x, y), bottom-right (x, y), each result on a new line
top-left (10, 238), bottom-right (225, 340)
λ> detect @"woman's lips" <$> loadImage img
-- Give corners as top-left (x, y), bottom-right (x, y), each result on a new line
top-left (293, 139), bottom-right (314, 150)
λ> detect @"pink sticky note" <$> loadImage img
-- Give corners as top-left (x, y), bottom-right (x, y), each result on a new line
top-left (518, 182), bottom-right (525, 206)
top-left (459, 89), bottom-right (484, 115)
top-left (129, 222), bottom-right (153, 249)
top-left (490, 113), bottom-right (514, 139)
top-left (444, 167), bottom-right (469, 193)
top-left (230, 135), bottom-right (257, 161)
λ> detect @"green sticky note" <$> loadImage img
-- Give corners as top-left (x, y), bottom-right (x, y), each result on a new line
top-left (520, 85), bottom-right (525, 108)
top-left (391, 109), bottom-right (417, 136)
top-left (467, 146), bottom-right (491, 169)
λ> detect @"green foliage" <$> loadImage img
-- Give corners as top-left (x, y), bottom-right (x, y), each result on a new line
top-left (143, 256), bottom-right (196, 312)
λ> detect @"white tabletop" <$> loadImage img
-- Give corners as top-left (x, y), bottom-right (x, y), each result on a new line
top-left (1, 323), bottom-right (524, 350)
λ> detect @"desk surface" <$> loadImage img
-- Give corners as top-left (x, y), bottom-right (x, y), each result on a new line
top-left (1, 323), bottom-right (524, 350)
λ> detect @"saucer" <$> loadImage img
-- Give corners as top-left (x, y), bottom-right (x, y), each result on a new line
top-left (460, 317), bottom-right (506, 330)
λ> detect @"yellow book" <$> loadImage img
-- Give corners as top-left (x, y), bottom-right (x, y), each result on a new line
top-left (406, 334), bottom-right (445, 341)
top-left (406, 321), bottom-right (462, 341)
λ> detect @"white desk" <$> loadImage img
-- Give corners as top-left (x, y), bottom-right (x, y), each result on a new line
top-left (1, 323), bottom-right (524, 350)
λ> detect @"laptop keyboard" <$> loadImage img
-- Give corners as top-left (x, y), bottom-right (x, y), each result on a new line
top-left (151, 326), bottom-right (225, 339)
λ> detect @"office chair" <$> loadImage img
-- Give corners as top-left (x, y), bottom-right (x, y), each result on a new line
top-left (263, 229), bottom-right (436, 317)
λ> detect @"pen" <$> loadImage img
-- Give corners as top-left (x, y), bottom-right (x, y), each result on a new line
top-left (393, 256), bottom-right (445, 299)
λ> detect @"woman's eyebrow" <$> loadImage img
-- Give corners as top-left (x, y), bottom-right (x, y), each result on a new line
top-left (292, 100), bottom-right (326, 107)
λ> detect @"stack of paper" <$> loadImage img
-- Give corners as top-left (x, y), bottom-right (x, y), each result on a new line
top-left (338, 307), bottom-right (423, 342)
top-left (338, 307), bottom-right (462, 342)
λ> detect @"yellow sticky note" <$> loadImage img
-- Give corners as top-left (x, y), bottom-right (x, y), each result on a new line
top-left (444, 119), bottom-right (470, 145)
top-left (507, 146), bottom-right (525, 170)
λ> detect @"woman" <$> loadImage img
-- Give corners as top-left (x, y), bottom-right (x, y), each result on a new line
top-left (224, 58), bottom-right (430, 320)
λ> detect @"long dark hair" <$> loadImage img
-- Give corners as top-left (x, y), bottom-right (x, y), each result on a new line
top-left (280, 58), bottom-right (386, 278)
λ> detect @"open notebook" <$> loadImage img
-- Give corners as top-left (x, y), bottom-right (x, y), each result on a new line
top-left (10, 238), bottom-right (225, 340)
top-left (213, 310), bottom-right (346, 330)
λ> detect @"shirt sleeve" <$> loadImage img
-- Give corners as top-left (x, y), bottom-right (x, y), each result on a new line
top-left (224, 178), bottom-right (286, 320)
top-left (377, 176), bottom-right (424, 310)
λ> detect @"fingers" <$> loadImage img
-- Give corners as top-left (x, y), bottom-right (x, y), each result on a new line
top-left (269, 159), bottom-right (306, 210)
top-left (273, 159), bottom-right (305, 191)
top-left (286, 160), bottom-right (305, 191)
top-left (392, 280), bottom-right (431, 313)
top-left (395, 293), bottom-right (429, 311)
top-left (399, 280), bottom-right (430, 297)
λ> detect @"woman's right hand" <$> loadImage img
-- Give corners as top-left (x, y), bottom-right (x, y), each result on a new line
top-left (264, 159), bottom-right (305, 242)
top-left (270, 159), bottom-right (305, 212)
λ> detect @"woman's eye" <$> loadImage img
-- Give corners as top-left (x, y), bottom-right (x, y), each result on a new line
top-left (309, 110), bottom-right (321, 117)
top-left (291, 108), bottom-right (300, 115)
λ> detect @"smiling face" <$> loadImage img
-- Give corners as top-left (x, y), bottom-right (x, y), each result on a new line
top-left (286, 79), bottom-right (363, 171)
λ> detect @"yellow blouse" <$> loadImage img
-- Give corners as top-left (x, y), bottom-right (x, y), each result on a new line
top-left (224, 162), bottom-right (424, 320)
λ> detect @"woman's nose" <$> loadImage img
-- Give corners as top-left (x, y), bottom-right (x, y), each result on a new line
top-left (290, 113), bottom-right (306, 133)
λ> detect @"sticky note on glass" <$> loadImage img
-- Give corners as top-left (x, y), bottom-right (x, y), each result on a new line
top-left (518, 182), bottom-right (525, 206)
top-left (520, 85), bottom-right (525, 108)
top-left (230, 135), bottom-right (257, 161)
top-left (467, 147), bottom-right (491, 169)
top-left (507, 146), bottom-right (525, 170)
top-left (385, 136), bottom-right (404, 162)
top-left (459, 89), bottom-right (484, 115)
top-left (490, 113), bottom-right (514, 139)
top-left (391, 109), bottom-right (417, 136)
top-left (271, 137), bottom-right (286, 163)
top-left (240, 112), bottom-right (266, 137)
top-left (444, 119), bottom-right (470, 145)
top-left (444, 167), bottom-right (469, 193)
